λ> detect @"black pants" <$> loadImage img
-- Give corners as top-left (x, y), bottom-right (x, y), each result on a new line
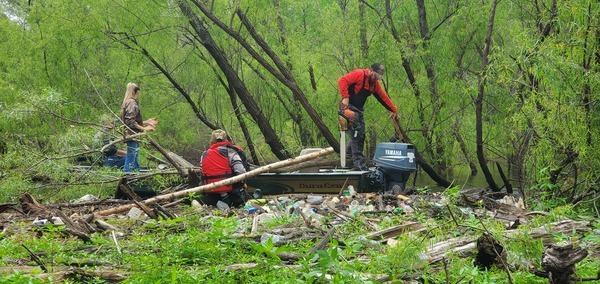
top-left (200, 187), bottom-right (248, 208)
top-left (346, 107), bottom-right (366, 170)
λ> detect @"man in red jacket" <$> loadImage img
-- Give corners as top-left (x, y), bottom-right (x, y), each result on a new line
top-left (338, 63), bottom-right (398, 171)
top-left (199, 129), bottom-right (248, 208)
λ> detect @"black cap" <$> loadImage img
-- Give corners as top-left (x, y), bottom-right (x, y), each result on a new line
top-left (371, 63), bottom-right (384, 74)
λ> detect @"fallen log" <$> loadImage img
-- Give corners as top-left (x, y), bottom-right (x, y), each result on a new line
top-left (273, 158), bottom-right (338, 173)
top-left (474, 232), bottom-right (508, 270)
top-left (424, 219), bottom-right (590, 265)
top-left (96, 147), bottom-right (335, 216)
top-left (367, 222), bottom-right (425, 240)
top-left (538, 242), bottom-right (589, 284)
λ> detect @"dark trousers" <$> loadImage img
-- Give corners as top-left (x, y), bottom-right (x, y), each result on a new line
top-left (104, 155), bottom-right (125, 169)
top-left (200, 188), bottom-right (248, 208)
top-left (346, 108), bottom-right (366, 170)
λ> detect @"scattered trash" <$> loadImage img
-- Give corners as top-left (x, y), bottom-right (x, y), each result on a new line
top-left (191, 200), bottom-right (202, 209)
top-left (261, 233), bottom-right (286, 245)
top-left (74, 194), bottom-right (99, 203)
top-left (216, 200), bottom-right (230, 210)
top-left (51, 217), bottom-right (64, 225)
top-left (306, 195), bottom-right (324, 205)
top-left (32, 219), bottom-right (48, 226)
top-left (127, 207), bottom-right (147, 219)
top-left (244, 204), bottom-right (258, 214)
top-left (348, 185), bottom-right (357, 197)
top-left (253, 188), bottom-right (263, 199)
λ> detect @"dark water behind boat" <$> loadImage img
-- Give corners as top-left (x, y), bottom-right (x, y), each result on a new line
top-left (409, 163), bottom-right (514, 192)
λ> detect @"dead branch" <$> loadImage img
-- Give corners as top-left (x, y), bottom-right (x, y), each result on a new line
top-left (96, 147), bottom-right (335, 216)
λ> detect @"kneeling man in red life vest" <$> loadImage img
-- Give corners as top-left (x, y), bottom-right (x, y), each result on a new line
top-left (199, 129), bottom-right (249, 208)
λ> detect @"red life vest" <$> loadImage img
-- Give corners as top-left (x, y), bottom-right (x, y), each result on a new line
top-left (201, 141), bottom-right (234, 193)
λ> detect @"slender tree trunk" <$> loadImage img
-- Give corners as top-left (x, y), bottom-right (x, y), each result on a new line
top-left (308, 64), bottom-right (317, 91)
top-left (359, 0), bottom-right (368, 58)
top-left (234, 9), bottom-right (338, 150)
top-left (272, 0), bottom-right (314, 147)
top-left (581, 2), bottom-right (595, 146)
top-left (381, 0), bottom-right (436, 161)
top-left (378, 0), bottom-right (450, 187)
top-left (415, 0), bottom-right (448, 176)
top-left (179, 1), bottom-right (291, 160)
top-left (453, 120), bottom-right (477, 176)
top-left (189, 1), bottom-right (338, 151)
top-left (273, 0), bottom-right (291, 71)
top-left (227, 85), bottom-right (260, 166)
top-left (475, 0), bottom-right (500, 191)
top-left (506, 0), bottom-right (559, 192)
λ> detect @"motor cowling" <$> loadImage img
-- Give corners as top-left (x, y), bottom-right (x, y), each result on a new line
top-left (372, 143), bottom-right (417, 192)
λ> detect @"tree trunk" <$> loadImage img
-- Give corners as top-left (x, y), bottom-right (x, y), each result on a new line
top-left (228, 85), bottom-right (260, 166)
top-left (233, 8), bottom-right (339, 151)
top-left (475, 0), bottom-right (500, 191)
top-left (359, 0), bottom-right (368, 58)
top-left (179, 1), bottom-right (291, 160)
top-left (415, 0), bottom-right (449, 176)
top-left (453, 120), bottom-right (477, 176)
top-left (380, 0), bottom-right (451, 187)
top-left (393, 118), bottom-right (451, 187)
top-left (188, 0), bottom-right (338, 152)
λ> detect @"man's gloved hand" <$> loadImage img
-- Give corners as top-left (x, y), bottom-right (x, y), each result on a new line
top-left (339, 98), bottom-right (350, 110)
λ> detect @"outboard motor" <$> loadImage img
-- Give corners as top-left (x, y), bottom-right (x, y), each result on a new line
top-left (372, 143), bottom-right (417, 192)
top-left (367, 168), bottom-right (387, 191)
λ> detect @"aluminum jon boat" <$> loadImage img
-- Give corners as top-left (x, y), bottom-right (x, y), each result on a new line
top-left (245, 143), bottom-right (417, 195)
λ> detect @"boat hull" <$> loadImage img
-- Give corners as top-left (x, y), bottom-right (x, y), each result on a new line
top-left (245, 169), bottom-right (375, 195)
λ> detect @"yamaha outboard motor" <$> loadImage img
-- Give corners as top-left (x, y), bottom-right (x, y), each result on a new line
top-left (372, 143), bottom-right (417, 192)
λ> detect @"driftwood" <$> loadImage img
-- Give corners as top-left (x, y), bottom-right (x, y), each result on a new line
top-left (425, 219), bottom-right (590, 265)
top-left (95, 147), bottom-right (335, 216)
top-left (19, 193), bottom-right (94, 242)
top-left (538, 242), bottom-right (589, 284)
top-left (115, 180), bottom-right (160, 219)
top-left (307, 227), bottom-right (336, 255)
top-left (367, 222), bottom-right (425, 240)
top-left (273, 158), bottom-right (338, 173)
top-left (0, 203), bottom-right (19, 214)
top-left (474, 232), bottom-right (508, 270)
top-left (19, 193), bottom-right (46, 216)
top-left (0, 265), bottom-right (128, 282)
top-left (146, 136), bottom-right (186, 177)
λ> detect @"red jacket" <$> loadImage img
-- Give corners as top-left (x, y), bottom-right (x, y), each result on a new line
top-left (201, 141), bottom-right (235, 193)
top-left (338, 69), bottom-right (397, 112)
top-left (201, 141), bottom-right (246, 193)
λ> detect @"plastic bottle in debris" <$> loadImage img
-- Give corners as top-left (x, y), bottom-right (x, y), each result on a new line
top-left (301, 206), bottom-right (325, 226)
top-left (261, 233), bottom-right (286, 245)
top-left (306, 195), bottom-right (324, 205)
top-left (216, 200), bottom-right (230, 210)
top-left (399, 203), bottom-right (415, 213)
top-left (349, 200), bottom-right (360, 212)
top-left (341, 189), bottom-right (351, 202)
top-left (348, 185), bottom-right (357, 197)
